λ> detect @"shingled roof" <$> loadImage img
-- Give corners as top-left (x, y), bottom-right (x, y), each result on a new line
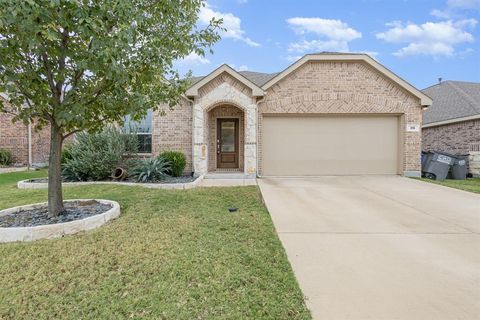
top-left (422, 81), bottom-right (480, 125)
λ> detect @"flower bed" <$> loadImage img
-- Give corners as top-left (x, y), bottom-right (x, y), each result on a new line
top-left (17, 175), bottom-right (204, 190)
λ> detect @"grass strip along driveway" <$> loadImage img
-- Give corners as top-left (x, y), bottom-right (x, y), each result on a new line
top-left (414, 177), bottom-right (480, 194)
top-left (0, 171), bottom-right (310, 319)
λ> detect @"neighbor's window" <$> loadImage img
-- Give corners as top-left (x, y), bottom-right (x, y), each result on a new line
top-left (123, 109), bottom-right (153, 153)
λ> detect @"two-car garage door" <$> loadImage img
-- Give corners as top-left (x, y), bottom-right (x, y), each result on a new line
top-left (262, 116), bottom-right (400, 176)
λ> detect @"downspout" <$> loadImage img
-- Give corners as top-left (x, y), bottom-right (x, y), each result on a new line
top-left (186, 95), bottom-right (196, 176)
top-left (27, 121), bottom-right (32, 169)
top-left (255, 96), bottom-right (266, 178)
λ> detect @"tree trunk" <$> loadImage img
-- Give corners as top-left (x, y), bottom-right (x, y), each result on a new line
top-left (48, 124), bottom-right (64, 217)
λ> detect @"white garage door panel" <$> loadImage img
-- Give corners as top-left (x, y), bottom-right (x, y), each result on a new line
top-left (262, 116), bottom-right (399, 175)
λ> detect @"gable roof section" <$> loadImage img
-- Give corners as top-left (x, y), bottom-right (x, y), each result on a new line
top-left (185, 64), bottom-right (265, 97)
top-left (422, 81), bottom-right (480, 127)
top-left (261, 53), bottom-right (432, 106)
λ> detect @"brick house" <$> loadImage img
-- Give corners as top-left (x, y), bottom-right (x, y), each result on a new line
top-left (0, 96), bottom-right (50, 166)
top-left (2, 53), bottom-right (432, 176)
top-left (125, 53), bottom-right (431, 178)
top-left (422, 81), bottom-right (480, 176)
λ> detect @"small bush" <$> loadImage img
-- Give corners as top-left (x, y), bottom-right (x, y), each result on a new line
top-left (121, 133), bottom-right (139, 155)
top-left (160, 151), bottom-right (186, 177)
top-left (131, 157), bottom-right (171, 183)
top-left (61, 143), bottom-right (74, 164)
top-left (0, 149), bottom-right (12, 166)
top-left (61, 127), bottom-right (127, 181)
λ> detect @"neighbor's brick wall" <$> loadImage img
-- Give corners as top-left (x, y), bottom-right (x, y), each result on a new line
top-left (207, 104), bottom-right (245, 172)
top-left (31, 125), bottom-right (50, 165)
top-left (422, 119), bottom-right (480, 154)
top-left (0, 111), bottom-right (29, 164)
top-left (258, 61), bottom-right (423, 174)
top-left (152, 98), bottom-right (193, 174)
top-left (1, 98), bottom-right (50, 166)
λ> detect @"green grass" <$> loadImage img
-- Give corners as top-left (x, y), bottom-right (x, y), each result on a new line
top-left (414, 177), bottom-right (480, 194)
top-left (0, 171), bottom-right (310, 320)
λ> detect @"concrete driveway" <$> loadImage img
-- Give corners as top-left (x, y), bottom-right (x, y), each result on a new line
top-left (258, 176), bottom-right (480, 320)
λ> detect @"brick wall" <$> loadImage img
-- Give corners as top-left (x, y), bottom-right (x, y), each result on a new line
top-left (422, 119), bottom-right (480, 154)
top-left (0, 112), bottom-right (28, 164)
top-left (152, 98), bottom-right (193, 174)
top-left (1, 98), bottom-right (51, 166)
top-left (258, 61), bottom-right (423, 174)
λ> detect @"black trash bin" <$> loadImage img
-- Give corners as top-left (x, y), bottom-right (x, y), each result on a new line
top-left (421, 151), bottom-right (433, 173)
top-left (451, 155), bottom-right (468, 180)
top-left (422, 151), bottom-right (455, 181)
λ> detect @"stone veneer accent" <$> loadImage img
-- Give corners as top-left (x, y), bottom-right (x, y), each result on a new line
top-left (207, 104), bottom-right (245, 172)
top-left (258, 61), bottom-right (423, 175)
top-left (152, 98), bottom-right (193, 174)
top-left (193, 72), bottom-right (257, 177)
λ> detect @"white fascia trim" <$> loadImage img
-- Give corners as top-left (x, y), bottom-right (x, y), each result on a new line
top-left (185, 64), bottom-right (265, 97)
top-left (422, 114), bottom-right (480, 128)
top-left (261, 53), bottom-right (433, 106)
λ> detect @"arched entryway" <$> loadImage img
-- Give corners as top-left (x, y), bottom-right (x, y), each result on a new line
top-left (207, 104), bottom-right (245, 172)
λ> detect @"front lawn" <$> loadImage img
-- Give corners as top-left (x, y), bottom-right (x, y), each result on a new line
top-left (0, 171), bottom-right (310, 319)
top-left (414, 177), bottom-right (480, 194)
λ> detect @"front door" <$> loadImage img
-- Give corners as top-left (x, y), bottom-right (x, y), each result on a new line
top-left (217, 118), bottom-right (239, 169)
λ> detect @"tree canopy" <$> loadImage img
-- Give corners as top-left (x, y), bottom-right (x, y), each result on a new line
top-left (0, 0), bottom-right (221, 133)
top-left (0, 0), bottom-right (222, 216)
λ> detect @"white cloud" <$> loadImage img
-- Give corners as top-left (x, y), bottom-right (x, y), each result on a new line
top-left (237, 0), bottom-right (248, 3)
top-left (376, 19), bottom-right (477, 57)
top-left (238, 65), bottom-right (249, 71)
top-left (177, 52), bottom-right (210, 65)
top-left (288, 39), bottom-right (349, 53)
top-left (287, 17), bottom-right (362, 41)
top-left (430, 9), bottom-right (453, 19)
top-left (286, 17), bottom-right (361, 54)
top-left (447, 0), bottom-right (480, 10)
top-left (199, 3), bottom-right (259, 47)
top-left (431, 0), bottom-right (480, 19)
top-left (285, 55), bottom-right (302, 62)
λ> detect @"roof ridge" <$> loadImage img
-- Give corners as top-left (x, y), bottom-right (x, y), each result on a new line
top-left (447, 81), bottom-right (479, 112)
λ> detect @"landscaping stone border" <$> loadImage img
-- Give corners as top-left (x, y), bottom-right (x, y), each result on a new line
top-left (0, 167), bottom-right (30, 174)
top-left (17, 176), bottom-right (204, 190)
top-left (0, 199), bottom-right (120, 243)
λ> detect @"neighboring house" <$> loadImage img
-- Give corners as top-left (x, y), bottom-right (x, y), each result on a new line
top-left (1, 53), bottom-right (432, 176)
top-left (422, 81), bottom-right (480, 176)
top-left (0, 97), bottom-right (50, 166)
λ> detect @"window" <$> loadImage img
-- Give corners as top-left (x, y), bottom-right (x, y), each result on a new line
top-left (122, 109), bottom-right (153, 153)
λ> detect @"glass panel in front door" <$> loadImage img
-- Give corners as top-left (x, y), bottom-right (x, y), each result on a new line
top-left (221, 121), bottom-right (235, 152)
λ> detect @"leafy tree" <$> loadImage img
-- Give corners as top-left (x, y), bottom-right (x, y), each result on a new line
top-left (0, 0), bottom-right (221, 216)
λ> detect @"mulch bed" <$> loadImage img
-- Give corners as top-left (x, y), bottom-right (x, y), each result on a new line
top-left (0, 200), bottom-right (112, 228)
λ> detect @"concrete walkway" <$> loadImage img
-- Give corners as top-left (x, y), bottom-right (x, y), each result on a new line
top-left (258, 176), bottom-right (480, 320)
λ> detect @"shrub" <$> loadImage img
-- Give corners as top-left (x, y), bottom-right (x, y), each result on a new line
top-left (61, 143), bottom-right (74, 164)
top-left (0, 149), bottom-right (12, 166)
top-left (121, 133), bottom-right (139, 155)
top-left (160, 151), bottom-right (186, 177)
top-left (61, 127), bottom-right (127, 181)
top-left (131, 157), bottom-right (171, 183)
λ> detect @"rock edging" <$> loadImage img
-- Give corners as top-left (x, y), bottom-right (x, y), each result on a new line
top-left (17, 176), bottom-right (204, 190)
top-left (0, 199), bottom-right (120, 243)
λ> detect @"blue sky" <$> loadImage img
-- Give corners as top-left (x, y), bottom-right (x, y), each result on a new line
top-left (174, 0), bottom-right (480, 89)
